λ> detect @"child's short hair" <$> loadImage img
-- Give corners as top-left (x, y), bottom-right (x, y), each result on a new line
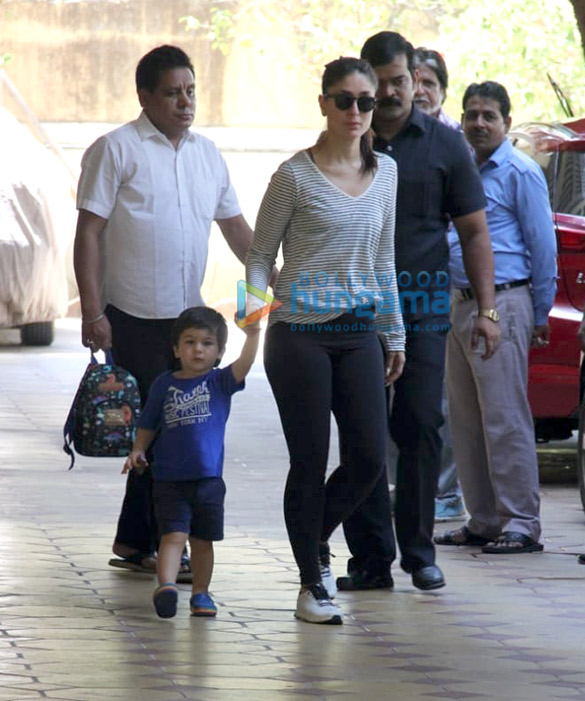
top-left (171, 307), bottom-right (228, 365)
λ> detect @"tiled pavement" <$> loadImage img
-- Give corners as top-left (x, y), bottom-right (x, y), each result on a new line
top-left (1, 320), bottom-right (585, 701)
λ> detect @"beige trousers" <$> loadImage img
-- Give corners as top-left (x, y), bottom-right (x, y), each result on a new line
top-left (447, 285), bottom-right (541, 541)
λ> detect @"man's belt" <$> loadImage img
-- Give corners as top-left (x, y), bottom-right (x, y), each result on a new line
top-left (457, 278), bottom-right (531, 302)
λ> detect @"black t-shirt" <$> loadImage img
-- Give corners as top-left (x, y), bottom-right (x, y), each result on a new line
top-left (374, 106), bottom-right (486, 320)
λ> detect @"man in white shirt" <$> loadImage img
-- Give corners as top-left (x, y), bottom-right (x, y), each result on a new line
top-left (74, 45), bottom-right (254, 573)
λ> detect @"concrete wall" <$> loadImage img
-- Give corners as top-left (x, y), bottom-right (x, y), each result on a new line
top-left (0, 0), bottom-right (321, 128)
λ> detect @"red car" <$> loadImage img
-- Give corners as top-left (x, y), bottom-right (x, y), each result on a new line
top-left (510, 121), bottom-right (585, 508)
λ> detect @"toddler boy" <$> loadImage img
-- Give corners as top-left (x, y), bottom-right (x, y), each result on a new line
top-left (123, 307), bottom-right (260, 618)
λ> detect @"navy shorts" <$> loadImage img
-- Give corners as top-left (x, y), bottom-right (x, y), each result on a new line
top-left (153, 477), bottom-right (226, 541)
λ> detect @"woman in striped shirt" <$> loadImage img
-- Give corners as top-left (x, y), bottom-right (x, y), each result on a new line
top-left (246, 57), bottom-right (405, 625)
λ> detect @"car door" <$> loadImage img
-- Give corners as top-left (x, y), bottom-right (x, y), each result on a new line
top-left (554, 143), bottom-right (585, 313)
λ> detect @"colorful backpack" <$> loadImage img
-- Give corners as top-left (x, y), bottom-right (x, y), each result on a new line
top-left (63, 350), bottom-right (141, 469)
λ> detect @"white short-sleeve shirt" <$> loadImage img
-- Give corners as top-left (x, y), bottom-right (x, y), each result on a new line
top-left (77, 112), bottom-right (241, 319)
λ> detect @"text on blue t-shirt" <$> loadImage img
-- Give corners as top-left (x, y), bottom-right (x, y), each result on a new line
top-left (138, 366), bottom-right (244, 481)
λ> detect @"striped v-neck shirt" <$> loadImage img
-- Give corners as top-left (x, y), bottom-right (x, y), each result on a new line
top-left (247, 150), bottom-right (405, 352)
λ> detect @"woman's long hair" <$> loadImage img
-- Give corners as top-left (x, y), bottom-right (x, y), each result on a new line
top-left (321, 57), bottom-right (378, 174)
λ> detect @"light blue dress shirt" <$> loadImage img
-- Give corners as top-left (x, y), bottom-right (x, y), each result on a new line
top-left (448, 138), bottom-right (557, 325)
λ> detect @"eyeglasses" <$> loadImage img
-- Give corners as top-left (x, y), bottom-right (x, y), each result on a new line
top-left (324, 93), bottom-right (377, 112)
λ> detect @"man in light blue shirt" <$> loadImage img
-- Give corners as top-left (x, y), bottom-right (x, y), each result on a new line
top-left (436, 81), bottom-right (557, 553)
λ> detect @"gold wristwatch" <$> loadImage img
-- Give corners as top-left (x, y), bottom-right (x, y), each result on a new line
top-left (478, 308), bottom-right (500, 322)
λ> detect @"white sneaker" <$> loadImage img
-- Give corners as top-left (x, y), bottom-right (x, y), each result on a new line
top-left (319, 563), bottom-right (337, 599)
top-left (295, 583), bottom-right (343, 625)
top-left (319, 543), bottom-right (337, 599)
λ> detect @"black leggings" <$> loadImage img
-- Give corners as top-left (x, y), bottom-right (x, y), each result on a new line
top-left (264, 314), bottom-right (388, 585)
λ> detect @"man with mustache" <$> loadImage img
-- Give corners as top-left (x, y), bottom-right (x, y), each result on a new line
top-left (335, 32), bottom-right (500, 592)
top-left (74, 45), bottom-right (254, 575)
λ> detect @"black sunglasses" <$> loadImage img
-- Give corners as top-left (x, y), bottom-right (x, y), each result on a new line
top-left (325, 93), bottom-right (377, 113)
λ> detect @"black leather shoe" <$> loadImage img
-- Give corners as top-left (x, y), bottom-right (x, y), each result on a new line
top-left (336, 570), bottom-right (394, 591)
top-left (410, 565), bottom-right (445, 591)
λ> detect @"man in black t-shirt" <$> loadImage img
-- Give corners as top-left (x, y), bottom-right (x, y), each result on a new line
top-left (335, 32), bottom-right (500, 592)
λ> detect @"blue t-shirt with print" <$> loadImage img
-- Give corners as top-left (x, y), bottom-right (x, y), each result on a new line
top-left (138, 366), bottom-right (244, 481)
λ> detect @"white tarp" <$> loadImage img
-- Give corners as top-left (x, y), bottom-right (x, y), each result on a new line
top-left (0, 105), bottom-right (75, 326)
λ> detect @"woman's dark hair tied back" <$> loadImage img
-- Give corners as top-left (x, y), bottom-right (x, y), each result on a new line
top-left (359, 130), bottom-right (376, 175)
top-left (321, 56), bottom-right (376, 94)
top-left (322, 57), bottom-right (378, 174)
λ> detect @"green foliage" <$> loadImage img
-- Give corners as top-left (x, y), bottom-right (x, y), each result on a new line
top-left (180, 1), bottom-right (240, 56)
top-left (1, 0), bottom-right (14, 67)
top-left (267, 0), bottom-right (444, 82)
top-left (437, 0), bottom-right (585, 123)
top-left (182, 0), bottom-right (446, 78)
top-left (181, 0), bottom-right (585, 122)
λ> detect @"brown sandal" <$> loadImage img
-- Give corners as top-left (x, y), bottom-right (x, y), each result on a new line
top-left (482, 532), bottom-right (544, 554)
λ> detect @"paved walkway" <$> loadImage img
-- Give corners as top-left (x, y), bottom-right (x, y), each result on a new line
top-left (1, 320), bottom-right (585, 701)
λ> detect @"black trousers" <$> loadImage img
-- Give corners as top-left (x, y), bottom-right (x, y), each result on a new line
top-left (107, 305), bottom-right (177, 554)
top-left (264, 313), bottom-right (388, 586)
top-left (341, 319), bottom-right (448, 574)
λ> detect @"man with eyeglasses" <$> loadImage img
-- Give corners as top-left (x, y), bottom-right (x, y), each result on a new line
top-left (413, 47), bottom-right (460, 131)
top-left (74, 45), bottom-right (254, 577)
top-left (335, 31), bottom-right (499, 592)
